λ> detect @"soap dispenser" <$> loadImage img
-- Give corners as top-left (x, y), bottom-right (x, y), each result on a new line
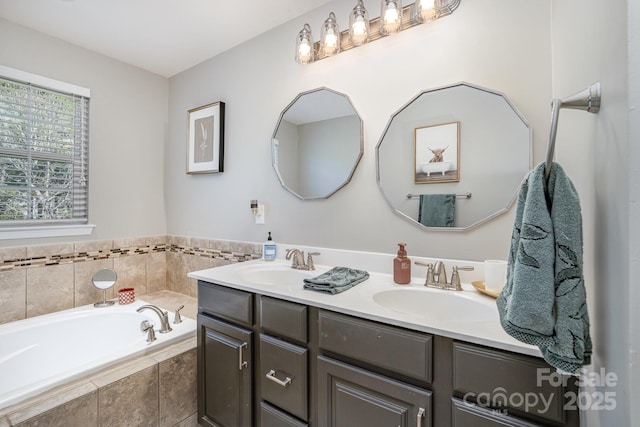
top-left (263, 232), bottom-right (277, 261)
top-left (394, 243), bottom-right (411, 284)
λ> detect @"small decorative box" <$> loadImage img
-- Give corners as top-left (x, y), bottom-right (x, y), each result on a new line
top-left (118, 288), bottom-right (135, 305)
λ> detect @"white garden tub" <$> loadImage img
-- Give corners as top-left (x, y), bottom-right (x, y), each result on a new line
top-left (0, 299), bottom-right (196, 410)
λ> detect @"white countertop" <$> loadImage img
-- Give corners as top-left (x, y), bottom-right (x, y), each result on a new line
top-left (188, 250), bottom-right (541, 358)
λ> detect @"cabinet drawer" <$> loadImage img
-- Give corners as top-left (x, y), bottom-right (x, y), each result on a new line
top-left (260, 334), bottom-right (308, 421)
top-left (260, 296), bottom-right (307, 344)
top-left (318, 310), bottom-right (433, 383)
top-left (452, 398), bottom-right (542, 426)
top-left (198, 281), bottom-right (253, 326)
top-left (260, 402), bottom-right (308, 427)
top-left (452, 342), bottom-right (565, 424)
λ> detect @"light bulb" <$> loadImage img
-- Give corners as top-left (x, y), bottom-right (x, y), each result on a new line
top-left (320, 12), bottom-right (340, 56)
top-left (295, 23), bottom-right (314, 64)
top-left (349, 0), bottom-right (370, 46)
top-left (352, 19), bottom-right (366, 36)
top-left (380, 0), bottom-right (402, 35)
top-left (415, 0), bottom-right (437, 22)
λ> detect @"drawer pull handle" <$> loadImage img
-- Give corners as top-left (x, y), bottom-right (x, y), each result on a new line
top-left (266, 369), bottom-right (292, 387)
top-left (417, 407), bottom-right (425, 427)
top-left (238, 342), bottom-right (248, 370)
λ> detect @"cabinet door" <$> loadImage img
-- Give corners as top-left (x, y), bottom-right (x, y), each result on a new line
top-left (317, 356), bottom-right (432, 427)
top-left (198, 314), bottom-right (253, 427)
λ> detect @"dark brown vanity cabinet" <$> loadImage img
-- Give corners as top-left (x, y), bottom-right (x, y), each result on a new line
top-left (197, 280), bottom-right (578, 427)
top-left (197, 283), bottom-right (254, 427)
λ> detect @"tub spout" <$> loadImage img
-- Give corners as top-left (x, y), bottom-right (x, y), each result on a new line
top-left (136, 305), bottom-right (172, 333)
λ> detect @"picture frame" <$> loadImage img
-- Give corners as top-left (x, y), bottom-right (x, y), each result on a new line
top-left (414, 121), bottom-right (460, 184)
top-left (187, 101), bottom-right (225, 174)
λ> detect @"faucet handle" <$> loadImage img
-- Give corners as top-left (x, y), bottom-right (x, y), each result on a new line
top-left (174, 305), bottom-right (184, 324)
top-left (140, 320), bottom-right (156, 342)
top-left (306, 252), bottom-right (320, 270)
top-left (415, 261), bottom-right (435, 286)
top-left (450, 266), bottom-right (475, 291)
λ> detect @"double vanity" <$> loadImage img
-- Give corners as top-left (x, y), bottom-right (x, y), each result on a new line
top-left (189, 249), bottom-right (579, 427)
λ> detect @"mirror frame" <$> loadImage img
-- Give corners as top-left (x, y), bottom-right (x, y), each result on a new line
top-left (375, 82), bottom-right (532, 231)
top-left (271, 87), bottom-right (364, 200)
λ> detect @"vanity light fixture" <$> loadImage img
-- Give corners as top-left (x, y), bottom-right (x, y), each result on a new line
top-left (349, 0), bottom-right (370, 47)
top-left (295, 23), bottom-right (314, 64)
top-left (250, 199), bottom-right (259, 215)
top-left (295, 0), bottom-right (460, 64)
top-left (320, 12), bottom-right (340, 56)
top-left (380, 0), bottom-right (403, 35)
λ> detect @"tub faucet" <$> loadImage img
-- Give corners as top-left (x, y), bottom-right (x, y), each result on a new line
top-left (137, 305), bottom-right (172, 333)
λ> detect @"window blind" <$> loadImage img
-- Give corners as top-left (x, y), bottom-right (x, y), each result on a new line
top-left (0, 74), bottom-right (90, 226)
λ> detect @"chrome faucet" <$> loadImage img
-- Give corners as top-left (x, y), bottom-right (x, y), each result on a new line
top-left (137, 304), bottom-right (172, 333)
top-left (285, 248), bottom-right (320, 270)
top-left (415, 260), bottom-right (474, 291)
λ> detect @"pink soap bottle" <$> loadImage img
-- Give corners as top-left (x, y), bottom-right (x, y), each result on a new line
top-left (393, 243), bottom-right (411, 285)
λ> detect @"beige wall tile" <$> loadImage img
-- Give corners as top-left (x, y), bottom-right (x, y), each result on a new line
top-left (26, 264), bottom-right (74, 317)
top-left (145, 235), bottom-right (167, 246)
top-left (26, 243), bottom-right (74, 259)
top-left (74, 259), bottom-right (114, 307)
top-left (112, 236), bottom-right (146, 250)
top-left (0, 246), bottom-right (26, 264)
top-left (173, 412), bottom-right (198, 427)
top-left (113, 255), bottom-right (146, 296)
top-left (146, 252), bottom-right (166, 294)
top-left (74, 239), bottom-right (113, 254)
top-left (159, 349), bottom-right (197, 427)
top-left (14, 390), bottom-right (97, 427)
top-left (97, 365), bottom-right (159, 427)
top-left (0, 269), bottom-right (26, 324)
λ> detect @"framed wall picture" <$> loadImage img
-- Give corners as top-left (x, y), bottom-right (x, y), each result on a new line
top-left (414, 121), bottom-right (460, 184)
top-left (187, 101), bottom-right (225, 174)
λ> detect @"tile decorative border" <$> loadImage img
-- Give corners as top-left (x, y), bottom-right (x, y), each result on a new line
top-left (0, 238), bottom-right (262, 273)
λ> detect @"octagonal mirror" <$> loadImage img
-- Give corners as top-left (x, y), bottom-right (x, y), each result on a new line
top-left (376, 82), bottom-right (532, 230)
top-left (272, 87), bottom-right (363, 200)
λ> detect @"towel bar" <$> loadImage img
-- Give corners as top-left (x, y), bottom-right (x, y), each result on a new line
top-left (545, 82), bottom-right (601, 181)
top-left (406, 192), bottom-right (471, 199)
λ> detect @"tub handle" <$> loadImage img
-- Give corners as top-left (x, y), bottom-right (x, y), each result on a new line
top-left (174, 305), bottom-right (184, 324)
top-left (140, 320), bottom-right (156, 342)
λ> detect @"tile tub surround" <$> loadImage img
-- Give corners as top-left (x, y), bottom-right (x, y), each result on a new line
top-left (0, 236), bottom-right (262, 325)
top-left (0, 292), bottom-right (198, 427)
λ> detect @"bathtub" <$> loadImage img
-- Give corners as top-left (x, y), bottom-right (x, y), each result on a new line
top-left (419, 161), bottom-right (452, 176)
top-left (0, 299), bottom-right (196, 410)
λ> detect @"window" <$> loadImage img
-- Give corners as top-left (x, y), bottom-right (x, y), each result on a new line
top-left (0, 67), bottom-right (90, 235)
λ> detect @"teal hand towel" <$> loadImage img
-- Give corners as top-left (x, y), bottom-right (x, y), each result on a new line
top-left (419, 194), bottom-right (455, 227)
top-left (303, 267), bottom-right (369, 295)
top-left (497, 162), bottom-right (592, 374)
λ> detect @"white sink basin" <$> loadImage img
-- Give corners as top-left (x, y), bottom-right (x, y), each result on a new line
top-left (372, 287), bottom-right (497, 322)
top-left (237, 263), bottom-right (320, 286)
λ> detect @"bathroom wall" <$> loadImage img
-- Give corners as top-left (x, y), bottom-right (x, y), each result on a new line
top-left (0, 18), bottom-right (169, 247)
top-left (551, 0), bottom-right (633, 425)
top-left (166, 0), bottom-right (552, 262)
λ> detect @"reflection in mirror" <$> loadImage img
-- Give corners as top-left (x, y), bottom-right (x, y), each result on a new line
top-left (376, 82), bottom-right (531, 230)
top-left (272, 87), bottom-right (363, 200)
top-left (92, 268), bottom-right (117, 307)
